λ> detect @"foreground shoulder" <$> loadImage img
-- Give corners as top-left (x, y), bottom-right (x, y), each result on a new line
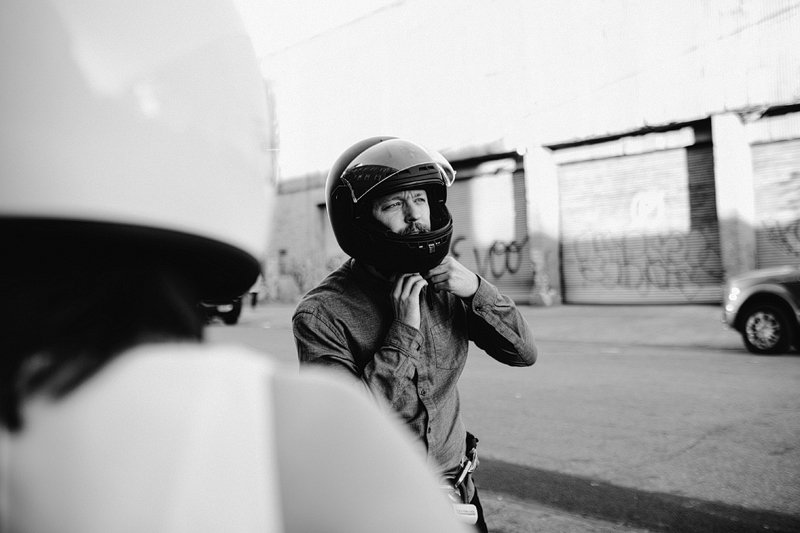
top-left (272, 369), bottom-right (470, 533)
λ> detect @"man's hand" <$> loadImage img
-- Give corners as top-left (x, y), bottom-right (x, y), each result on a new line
top-left (391, 273), bottom-right (428, 330)
top-left (422, 256), bottom-right (479, 299)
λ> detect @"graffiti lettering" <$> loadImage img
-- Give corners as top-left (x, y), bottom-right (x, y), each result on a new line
top-left (452, 235), bottom-right (530, 279)
top-left (568, 227), bottom-right (722, 299)
top-left (763, 219), bottom-right (800, 258)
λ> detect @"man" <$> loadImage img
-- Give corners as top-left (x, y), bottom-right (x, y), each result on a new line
top-left (0, 3), bottom-right (471, 532)
top-left (293, 136), bottom-right (538, 531)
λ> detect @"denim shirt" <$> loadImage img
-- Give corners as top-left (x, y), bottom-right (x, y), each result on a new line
top-left (292, 259), bottom-right (537, 475)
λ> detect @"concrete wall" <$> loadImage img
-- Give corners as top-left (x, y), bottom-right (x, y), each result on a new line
top-left (712, 113), bottom-right (758, 277)
top-left (257, 0), bottom-right (800, 304)
top-left (262, 0), bottom-right (800, 174)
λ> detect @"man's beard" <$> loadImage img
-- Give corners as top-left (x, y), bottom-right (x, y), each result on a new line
top-left (400, 222), bottom-right (430, 236)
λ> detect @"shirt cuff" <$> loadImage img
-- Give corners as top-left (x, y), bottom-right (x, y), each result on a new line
top-left (470, 275), bottom-right (500, 311)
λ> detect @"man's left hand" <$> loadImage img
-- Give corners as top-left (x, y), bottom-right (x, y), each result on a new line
top-left (421, 256), bottom-right (479, 299)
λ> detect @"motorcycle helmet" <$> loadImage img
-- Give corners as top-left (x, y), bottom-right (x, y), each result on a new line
top-left (326, 137), bottom-right (455, 273)
top-left (0, 0), bottom-right (273, 300)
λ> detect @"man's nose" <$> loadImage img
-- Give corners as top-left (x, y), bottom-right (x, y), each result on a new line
top-left (405, 201), bottom-right (422, 221)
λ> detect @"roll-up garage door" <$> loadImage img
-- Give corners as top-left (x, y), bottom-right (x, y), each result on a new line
top-left (559, 144), bottom-right (722, 303)
top-left (751, 139), bottom-right (800, 269)
top-left (447, 157), bottom-right (535, 303)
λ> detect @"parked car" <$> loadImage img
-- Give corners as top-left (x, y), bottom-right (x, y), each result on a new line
top-left (723, 265), bottom-right (800, 354)
top-left (200, 296), bottom-right (243, 325)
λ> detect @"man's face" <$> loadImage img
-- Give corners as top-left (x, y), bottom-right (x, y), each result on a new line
top-left (371, 189), bottom-right (431, 235)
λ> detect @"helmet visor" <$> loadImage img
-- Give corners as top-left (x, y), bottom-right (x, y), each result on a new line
top-left (342, 160), bottom-right (455, 204)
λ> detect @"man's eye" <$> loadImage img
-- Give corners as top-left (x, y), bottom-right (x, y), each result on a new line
top-left (382, 202), bottom-right (400, 210)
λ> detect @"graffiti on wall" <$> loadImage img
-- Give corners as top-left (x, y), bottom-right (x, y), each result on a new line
top-left (451, 235), bottom-right (532, 280)
top-left (568, 226), bottom-right (722, 298)
top-left (763, 219), bottom-right (800, 258)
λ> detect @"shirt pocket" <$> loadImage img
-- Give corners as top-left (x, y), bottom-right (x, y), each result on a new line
top-left (430, 321), bottom-right (468, 370)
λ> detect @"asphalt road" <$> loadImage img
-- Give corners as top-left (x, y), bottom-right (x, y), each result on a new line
top-left (207, 303), bottom-right (800, 533)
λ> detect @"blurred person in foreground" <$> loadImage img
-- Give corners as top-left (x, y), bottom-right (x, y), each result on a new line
top-left (293, 137), bottom-right (539, 531)
top-left (0, 1), bottom-right (472, 532)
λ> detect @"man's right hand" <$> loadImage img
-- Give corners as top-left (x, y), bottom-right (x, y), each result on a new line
top-left (391, 273), bottom-right (428, 330)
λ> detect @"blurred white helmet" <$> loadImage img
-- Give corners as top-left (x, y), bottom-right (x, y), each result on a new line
top-left (0, 0), bottom-right (274, 299)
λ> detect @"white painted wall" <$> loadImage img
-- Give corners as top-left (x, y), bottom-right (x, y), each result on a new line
top-left (257, 0), bottom-right (800, 181)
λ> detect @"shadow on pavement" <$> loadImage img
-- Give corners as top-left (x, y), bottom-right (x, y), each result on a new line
top-left (478, 457), bottom-right (800, 533)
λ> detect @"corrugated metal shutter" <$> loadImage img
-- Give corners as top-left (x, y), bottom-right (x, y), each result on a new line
top-left (751, 139), bottom-right (800, 268)
top-left (447, 158), bottom-right (534, 303)
top-left (559, 144), bottom-right (722, 303)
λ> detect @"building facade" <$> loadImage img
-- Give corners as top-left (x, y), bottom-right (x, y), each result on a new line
top-left (262, 0), bottom-right (800, 304)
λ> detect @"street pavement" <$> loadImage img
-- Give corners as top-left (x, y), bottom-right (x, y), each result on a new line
top-left (211, 302), bottom-right (800, 533)
top-left (466, 305), bottom-right (799, 533)
top-left (510, 304), bottom-right (743, 351)
top-left (227, 301), bottom-right (745, 368)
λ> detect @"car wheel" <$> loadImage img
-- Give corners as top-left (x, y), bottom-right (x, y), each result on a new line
top-left (740, 304), bottom-right (793, 354)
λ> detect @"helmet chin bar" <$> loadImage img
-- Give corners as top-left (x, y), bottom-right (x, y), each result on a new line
top-left (356, 215), bottom-right (453, 274)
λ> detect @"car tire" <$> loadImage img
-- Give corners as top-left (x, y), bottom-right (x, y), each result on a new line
top-left (740, 303), bottom-right (793, 354)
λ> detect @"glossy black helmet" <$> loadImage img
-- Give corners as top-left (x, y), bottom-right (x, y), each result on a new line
top-left (326, 137), bottom-right (455, 273)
